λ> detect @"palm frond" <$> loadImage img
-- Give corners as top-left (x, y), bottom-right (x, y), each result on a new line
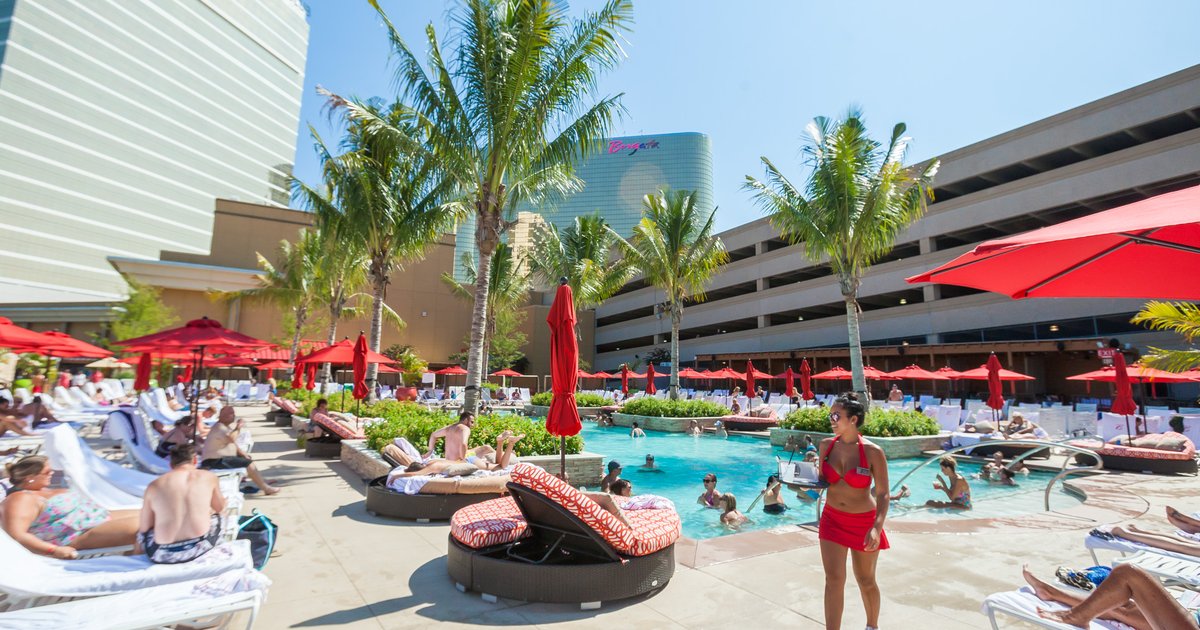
top-left (1131, 301), bottom-right (1200, 343)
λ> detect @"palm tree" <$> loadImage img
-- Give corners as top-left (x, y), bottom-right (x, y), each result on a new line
top-left (613, 189), bottom-right (727, 400)
top-left (329, 0), bottom-right (632, 412)
top-left (1131, 301), bottom-right (1200, 372)
top-left (441, 242), bottom-right (530, 371)
top-left (236, 229), bottom-right (322, 362)
top-left (529, 213), bottom-right (634, 309)
top-left (293, 128), bottom-right (403, 386)
top-left (744, 108), bottom-right (939, 400)
top-left (318, 105), bottom-right (465, 397)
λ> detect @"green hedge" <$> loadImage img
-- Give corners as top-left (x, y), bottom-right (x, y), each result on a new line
top-left (780, 406), bottom-right (939, 437)
top-left (529, 392), bottom-right (609, 407)
top-left (362, 403), bottom-right (582, 456)
top-left (619, 397), bottom-right (730, 418)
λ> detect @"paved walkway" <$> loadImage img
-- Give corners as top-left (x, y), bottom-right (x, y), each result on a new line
top-left (234, 407), bottom-right (1189, 628)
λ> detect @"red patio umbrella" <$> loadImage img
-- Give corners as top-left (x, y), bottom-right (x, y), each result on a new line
top-left (304, 339), bottom-right (396, 366)
top-left (576, 368), bottom-right (595, 379)
top-left (645, 363), bottom-right (657, 395)
top-left (179, 364), bottom-right (193, 384)
top-left (0, 317), bottom-right (49, 351)
top-left (985, 354), bottom-right (1005, 413)
top-left (745, 360), bottom-right (756, 395)
top-left (291, 353), bottom-right (305, 389)
top-left (490, 367), bottom-right (522, 389)
top-left (256, 360), bottom-right (293, 370)
top-left (434, 366), bottom-right (468, 375)
top-left (133, 352), bottom-right (152, 391)
top-left (887, 364), bottom-right (950, 398)
top-left (36, 331), bottom-right (113, 358)
top-left (907, 184), bottom-right (1200, 299)
top-left (800, 359), bottom-right (814, 400)
top-left (591, 371), bottom-right (614, 379)
top-left (1068, 364), bottom-right (1198, 384)
top-left (935, 366), bottom-right (963, 378)
top-left (955, 364), bottom-right (1035, 381)
top-left (677, 367), bottom-right (706, 379)
top-left (545, 281), bottom-right (581, 478)
top-left (352, 333), bottom-right (369, 402)
top-left (812, 366), bottom-right (853, 380)
top-left (862, 366), bottom-right (899, 380)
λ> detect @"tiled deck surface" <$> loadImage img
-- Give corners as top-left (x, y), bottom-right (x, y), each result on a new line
top-left (234, 408), bottom-right (1191, 628)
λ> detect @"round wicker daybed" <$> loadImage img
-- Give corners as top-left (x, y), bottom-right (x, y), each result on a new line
top-left (365, 476), bottom-right (505, 521)
top-left (304, 438), bottom-right (342, 458)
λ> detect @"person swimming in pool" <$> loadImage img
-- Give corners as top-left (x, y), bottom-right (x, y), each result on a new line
top-left (698, 473), bottom-right (720, 508)
top-left (630, 422), bottom-right (646, 438)
top-left (925, 456), bottom-right (972, 510)
top-left (609, 479), bottom-right (632, 497)
top-left (761, 474), bottom-right (788, 514)
top-left (719, 492), bottom-right (749, 528)
top-left (638, 454), bottom-right (664, 473)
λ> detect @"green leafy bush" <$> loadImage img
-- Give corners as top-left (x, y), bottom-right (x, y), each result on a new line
top-left (362, 403), bottom-right (582, 456)
top-left (620, 397), bottom-right (730, 418)
top-left (529, 392), bottom-right (609, 407)
top-left (780, 406), bottom-right (938, 437)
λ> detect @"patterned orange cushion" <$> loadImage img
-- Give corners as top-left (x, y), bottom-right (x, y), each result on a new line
top-left (622, 505), bottom-right (682, 556)
top-left (511, 463), bottom-right (637, 551)
top-left (313, 413), bottom-right (364, 440)
top-left (450, 497), bottom-right (527, 549)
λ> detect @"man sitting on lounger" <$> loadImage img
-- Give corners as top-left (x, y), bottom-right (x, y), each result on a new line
top-left (136, 443), bottom-right (225, 564)
top-left (199, 407), bottom-right (280, 495)
top-left (424, 411), bottom-right (475, 461)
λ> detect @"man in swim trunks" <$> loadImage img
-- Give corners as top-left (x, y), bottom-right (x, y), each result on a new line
top-left (425, 411), bottom-right (474, 461)
top-left (199, 407), bottom-right (280, 495)
top-left (136, 443), bottom-right (226, 564)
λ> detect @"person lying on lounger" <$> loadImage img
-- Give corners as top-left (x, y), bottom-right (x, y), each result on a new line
top-left (6, 396), bottom-right (61, 428)
top-left (1005, 413), bottom-right (1048, 439)
top-left (1021, 563), bottom-right (1199, 630)
top-left (1168, 505), bottom-right (1200, 536)
top-left (136, 444), bottom-right (225, 564)
top-left (0, 402), bottom-right (33, 438)
top-left (389, 431), bottom-right (524, 477)
top-left (1, 455), bottom-right (139, 559)
top-left (1094, 522), bottom-right (1200, 557)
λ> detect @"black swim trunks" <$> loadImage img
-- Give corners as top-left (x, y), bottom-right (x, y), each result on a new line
top-left (139, 514), bottom-right (222, 564)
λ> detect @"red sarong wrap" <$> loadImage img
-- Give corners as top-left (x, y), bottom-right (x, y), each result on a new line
top-left (819, 505), bottom-right (889, 552)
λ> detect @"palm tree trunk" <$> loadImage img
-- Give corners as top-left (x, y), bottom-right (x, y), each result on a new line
top-left (367, 269), bottom-right (387, 403)
top-left (843, 291), bottom-right (867, 404)
top-left (321, 310), bottom-right (338, 387)
top-left (669, 306), bottom-right (681, 400)
top-left (465, 237), bottom-right (496, 413)
top-left (289, 306), bottom-right (307, 364)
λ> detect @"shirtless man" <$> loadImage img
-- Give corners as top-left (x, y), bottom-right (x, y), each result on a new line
top-left (425, 411), bottom-right (474, 461)
top-left (199, 407), bottom-right (279, 495)
top-left (136, 444), bottom-right (225, 564)
top-left (390, 431), bottom-right (523, 477)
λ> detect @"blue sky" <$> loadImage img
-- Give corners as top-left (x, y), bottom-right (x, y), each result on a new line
top-left (293, 0), bottom-right (1200, 233)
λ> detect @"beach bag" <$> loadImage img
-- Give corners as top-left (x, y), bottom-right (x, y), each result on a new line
top-left (237, 510), bottom-right (278, 570)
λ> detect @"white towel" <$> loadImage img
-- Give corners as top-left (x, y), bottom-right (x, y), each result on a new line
top-left (392, 437), bottom-right (426, 463)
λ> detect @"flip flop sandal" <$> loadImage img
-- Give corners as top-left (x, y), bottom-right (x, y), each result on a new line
top-left (1055, 567), bottom-right (1094, 591)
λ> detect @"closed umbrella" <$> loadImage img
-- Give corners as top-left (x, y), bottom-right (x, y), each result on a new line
top-left (305, 361), bottom-right (316, 391)
top-left (985, 354), bottom-right (1005, 418)
top-left (291, 352), bottom-right (306, 389)
top-left (1111, 352), bottom-right (1137, 438)
top-left (621, 364), bottom-right (630, 395)
top-left (352, 333), bottom-right (369, 413)
top-left (782, 367), bottom-right (796, 401)
top-left (745, 360), bottom-right (756, 396)
top-left (800, 359), bottom-right (815, 401)
top-left (180, 364), bottom-right (193, 385)
top-left (133, 352), bottom-right (152, 391)
top-left (545, 281), bottom-right (581, 479)
top-left (645, 363), bottom-right (657, 395)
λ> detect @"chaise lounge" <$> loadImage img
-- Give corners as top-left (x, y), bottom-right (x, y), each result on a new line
top-left (447, 463), bottom-right (679, 608)
top-left (304, 412), bottom-right (364, 458)
top-left (723, 406), bottom-right (778, 431)
top-left (1068, 434), bottom-right (1197, 475)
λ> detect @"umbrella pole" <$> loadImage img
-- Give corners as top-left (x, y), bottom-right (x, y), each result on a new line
top-left (560, 436), bottom-right (567, 481)
top-left (191, 348), bottom-right (205, 444)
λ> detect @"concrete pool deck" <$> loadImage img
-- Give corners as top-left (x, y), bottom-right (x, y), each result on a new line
top-left (234, 407), bottom-right (1195, 628)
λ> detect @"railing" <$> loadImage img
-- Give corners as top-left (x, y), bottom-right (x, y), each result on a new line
top-left (888, 439), bottom-right (1104, 511)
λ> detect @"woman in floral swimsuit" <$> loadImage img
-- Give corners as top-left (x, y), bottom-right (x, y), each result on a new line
top-left (1, 456), bottom-right (138, 559)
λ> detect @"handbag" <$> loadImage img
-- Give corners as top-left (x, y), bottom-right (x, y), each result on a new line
top-left (236, 509), bottom-right (278, 570)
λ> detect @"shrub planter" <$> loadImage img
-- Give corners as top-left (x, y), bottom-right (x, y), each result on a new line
top-left (524, 404), bottom-right (603, 419)
top-left (612, 413), bottom-right (727, 433)
top-left (338, 439), bottom-right (606, 487)
top-left (769, 428), bottom-right (947, 459)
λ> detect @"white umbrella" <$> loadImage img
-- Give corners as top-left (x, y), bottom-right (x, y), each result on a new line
top-left (85, 357), bottom-right (132, 369)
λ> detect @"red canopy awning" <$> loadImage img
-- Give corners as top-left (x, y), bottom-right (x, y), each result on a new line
top-left (304, 339), bottom-right (395, 366)
top-left (907, 184), bottom-right (1200, 299)
top-left (886, 365), bottom-right (950, 380)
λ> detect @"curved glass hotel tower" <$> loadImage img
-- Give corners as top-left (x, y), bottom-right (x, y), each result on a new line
top-left (0, 0), bottom-right (308, 312)
top-left (454, 132), bottom-right (715, 280)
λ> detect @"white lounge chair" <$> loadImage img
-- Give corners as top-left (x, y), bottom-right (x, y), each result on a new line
top-left (44, 425), bottom-right (152, 510)
top-left (0, 569), bottom-right (267, 629)
top-left (103, 409), bottom-right (170, 475)
top-left (982, 584), bottom-right (1200, 630)
top-left (1115, 550), bottom-right (1200, 588)
top-left (0, 529), bottom-right (255, 611)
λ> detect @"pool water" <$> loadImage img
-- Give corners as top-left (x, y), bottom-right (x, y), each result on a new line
top-left (577, 425), bottom-right (1082, 540)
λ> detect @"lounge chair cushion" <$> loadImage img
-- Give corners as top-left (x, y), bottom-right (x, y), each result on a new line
top-left (421, 475), bottom-right (511, 495)
top-left (1069, 437), bottom-right (1196, 461)
top-left (511, 463), bottom-right (680, 556)
top-left (724, 414), bottom-right (779, 426)
top-left (312, 413), bottom-right (364, 440)
top-left (450, 497), bottom-right (527, 549)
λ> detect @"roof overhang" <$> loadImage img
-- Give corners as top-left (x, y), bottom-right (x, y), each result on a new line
top-left (108, 257), bottom-right (262, 292)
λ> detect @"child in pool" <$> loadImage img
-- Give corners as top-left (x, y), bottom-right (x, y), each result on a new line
top-left (719, 492), bottom-right (749, 528)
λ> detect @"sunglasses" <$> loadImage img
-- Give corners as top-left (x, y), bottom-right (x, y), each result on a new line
top-left (829, 412), bottom-right (842, 422)
top-left (702, 479), bottom-right (716, 484)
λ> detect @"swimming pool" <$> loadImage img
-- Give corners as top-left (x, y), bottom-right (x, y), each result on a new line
top-left (576, 425), bottom-right (1083, 540)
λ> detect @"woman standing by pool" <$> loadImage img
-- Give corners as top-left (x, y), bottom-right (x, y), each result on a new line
top-left (818, 392), bottom-right (890, 630)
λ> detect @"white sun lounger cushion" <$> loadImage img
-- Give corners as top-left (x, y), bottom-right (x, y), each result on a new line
top-left (1085, 532), bottom-right (1200, 564)
top-left (1115, 550), bottom-right (1200, 587)
top-left (981, 586), bottom-right (1132, 629)
top-left (44, 425), bottom-right (153, 510)
top-left (0, 531), bottom-right (254, 602)
top-left (0, 568), bottom-right (268, 628)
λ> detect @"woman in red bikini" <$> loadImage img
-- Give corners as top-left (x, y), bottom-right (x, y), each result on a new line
top-left (818, 392), bottom-right (890, 630)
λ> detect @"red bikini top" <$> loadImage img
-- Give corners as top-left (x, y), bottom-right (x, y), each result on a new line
top-left (821, 436), bottom-right (872, 488)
